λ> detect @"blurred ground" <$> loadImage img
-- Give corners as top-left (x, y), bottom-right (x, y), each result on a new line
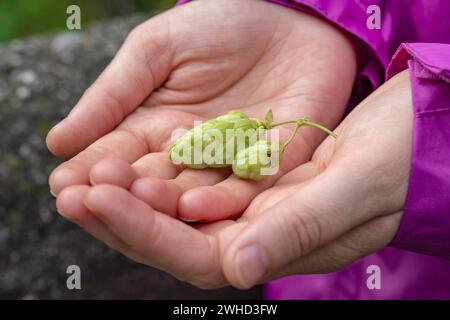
top-left (0, 13), bottom-right (262, 300)
top-left (0, 0), bottom-right (176, 43)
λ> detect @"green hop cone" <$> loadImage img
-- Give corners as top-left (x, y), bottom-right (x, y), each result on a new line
top-left (169, 110), bottom-right (265, 168)
top-left (232, 140), bottom-right (282, 181)
top-left (168, 121), bottom-right (213, 169)
top-left (213, 110), bottom-right (248, 123)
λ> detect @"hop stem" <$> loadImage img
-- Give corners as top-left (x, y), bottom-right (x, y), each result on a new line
top-left (269, 120), bottom-right (297, 128)
top-left (270, 118), bottom-right (337, 151)
top-left (300, 120), bottom-right (337, 138)
top-left (281, 123), bottom-right (301, 151)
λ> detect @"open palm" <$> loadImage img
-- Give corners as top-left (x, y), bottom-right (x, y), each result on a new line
top-left (57, 71), bottom-right (411, 290)
top-left (49, 0), bottom-right (356, 212)
top-left (49, 0), bottom-right (358, 288)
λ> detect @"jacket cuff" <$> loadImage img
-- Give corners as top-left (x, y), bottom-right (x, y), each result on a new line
top-left (387, 43), bottom-right (450, 259)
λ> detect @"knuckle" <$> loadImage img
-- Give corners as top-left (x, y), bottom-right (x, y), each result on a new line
top-left (139, 217), bottom-right (162, 254)
top-left (318, 246), bottom-right (354, 273)
top-left (185, 237), bottom-right (225, 290)
top-left (280, 204), bottom-right (322, 258)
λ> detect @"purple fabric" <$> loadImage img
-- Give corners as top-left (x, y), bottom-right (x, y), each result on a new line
top-left (175, 0), bottom-right (450, 299)
top-left (387, 43), bottom-right (450, 259)
top-left (265, 42), bottom-right (450, 299)
top-left (265, 247), bottom-right (450, 299)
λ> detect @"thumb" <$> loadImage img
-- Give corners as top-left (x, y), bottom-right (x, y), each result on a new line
top-left (223, 161), bottom-right (381, 289)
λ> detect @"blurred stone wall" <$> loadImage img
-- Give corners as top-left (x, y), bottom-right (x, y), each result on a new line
top-left (0, 13), bottom-right (262, 299)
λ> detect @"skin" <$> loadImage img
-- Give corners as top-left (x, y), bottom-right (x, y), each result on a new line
top-left (48, 0), bottom-right (413, 289)
top-left (56, 70), bottom-right (413, 289)
top-left (47, 0), bottom-right (357, 220)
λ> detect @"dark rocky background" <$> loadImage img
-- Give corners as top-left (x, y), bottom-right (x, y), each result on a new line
top-left (0, 13), bottom-right (262, 300)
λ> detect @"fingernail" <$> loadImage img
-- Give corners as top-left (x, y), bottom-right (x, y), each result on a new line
top-left (235, 245), bottom-right (268, 288)
top-left (50, 189), bottom-right (57, 197)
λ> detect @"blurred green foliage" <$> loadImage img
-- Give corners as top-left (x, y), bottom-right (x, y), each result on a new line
top-left (0, 0), bottom-right (176, 43)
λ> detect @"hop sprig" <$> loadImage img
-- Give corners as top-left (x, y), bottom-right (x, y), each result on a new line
top-left (169, 109), bottom-right (336, 180)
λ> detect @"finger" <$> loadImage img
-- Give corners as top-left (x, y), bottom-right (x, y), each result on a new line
top-left (56, 185), bottom-right (130, 254)
top-left (49, 128), bottom-right (147, 195)
top-left (175, 167), bottom-right (232, 191)
top-left (89, 154), bottom-right (181, 190)
top-left (130, 177), bottom-right (181, 217)
top-left (178, 175), bottom-right (277, 222)
top-left (178, 130), bottom-right (313, 222)
top-left (129, 167), bottom-right (230, 217)
top-left (131, 152), bottom-right (182, 179)
top-left (269, 211), bottom-right (403, 278)
top-left (194, 220), bottom-right (237, 236)
top-left (90, 158), bottom-right (138, 189)
top-left (46, 15), bottom-right (173, 157)
top-left (84, 184), bottom-right (224, 287)
top-left (222, 163), bottom-right (388, 289)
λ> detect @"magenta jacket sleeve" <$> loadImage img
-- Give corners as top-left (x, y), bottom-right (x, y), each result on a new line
top-left (386, 43), bottom-right (450, 259)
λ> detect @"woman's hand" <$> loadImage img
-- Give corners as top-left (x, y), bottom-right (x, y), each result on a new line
top-left (56, 70), bottom-right (413, 289)
top-left (221, 70), bottom-right (413, 286)
top-left (48, 0), bottom-right (357, 220)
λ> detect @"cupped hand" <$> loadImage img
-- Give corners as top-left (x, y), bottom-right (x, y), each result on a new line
top-left (57, 70), bottom-right (413, 289)
top-left (48, 0), bottom-right (357, 221)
